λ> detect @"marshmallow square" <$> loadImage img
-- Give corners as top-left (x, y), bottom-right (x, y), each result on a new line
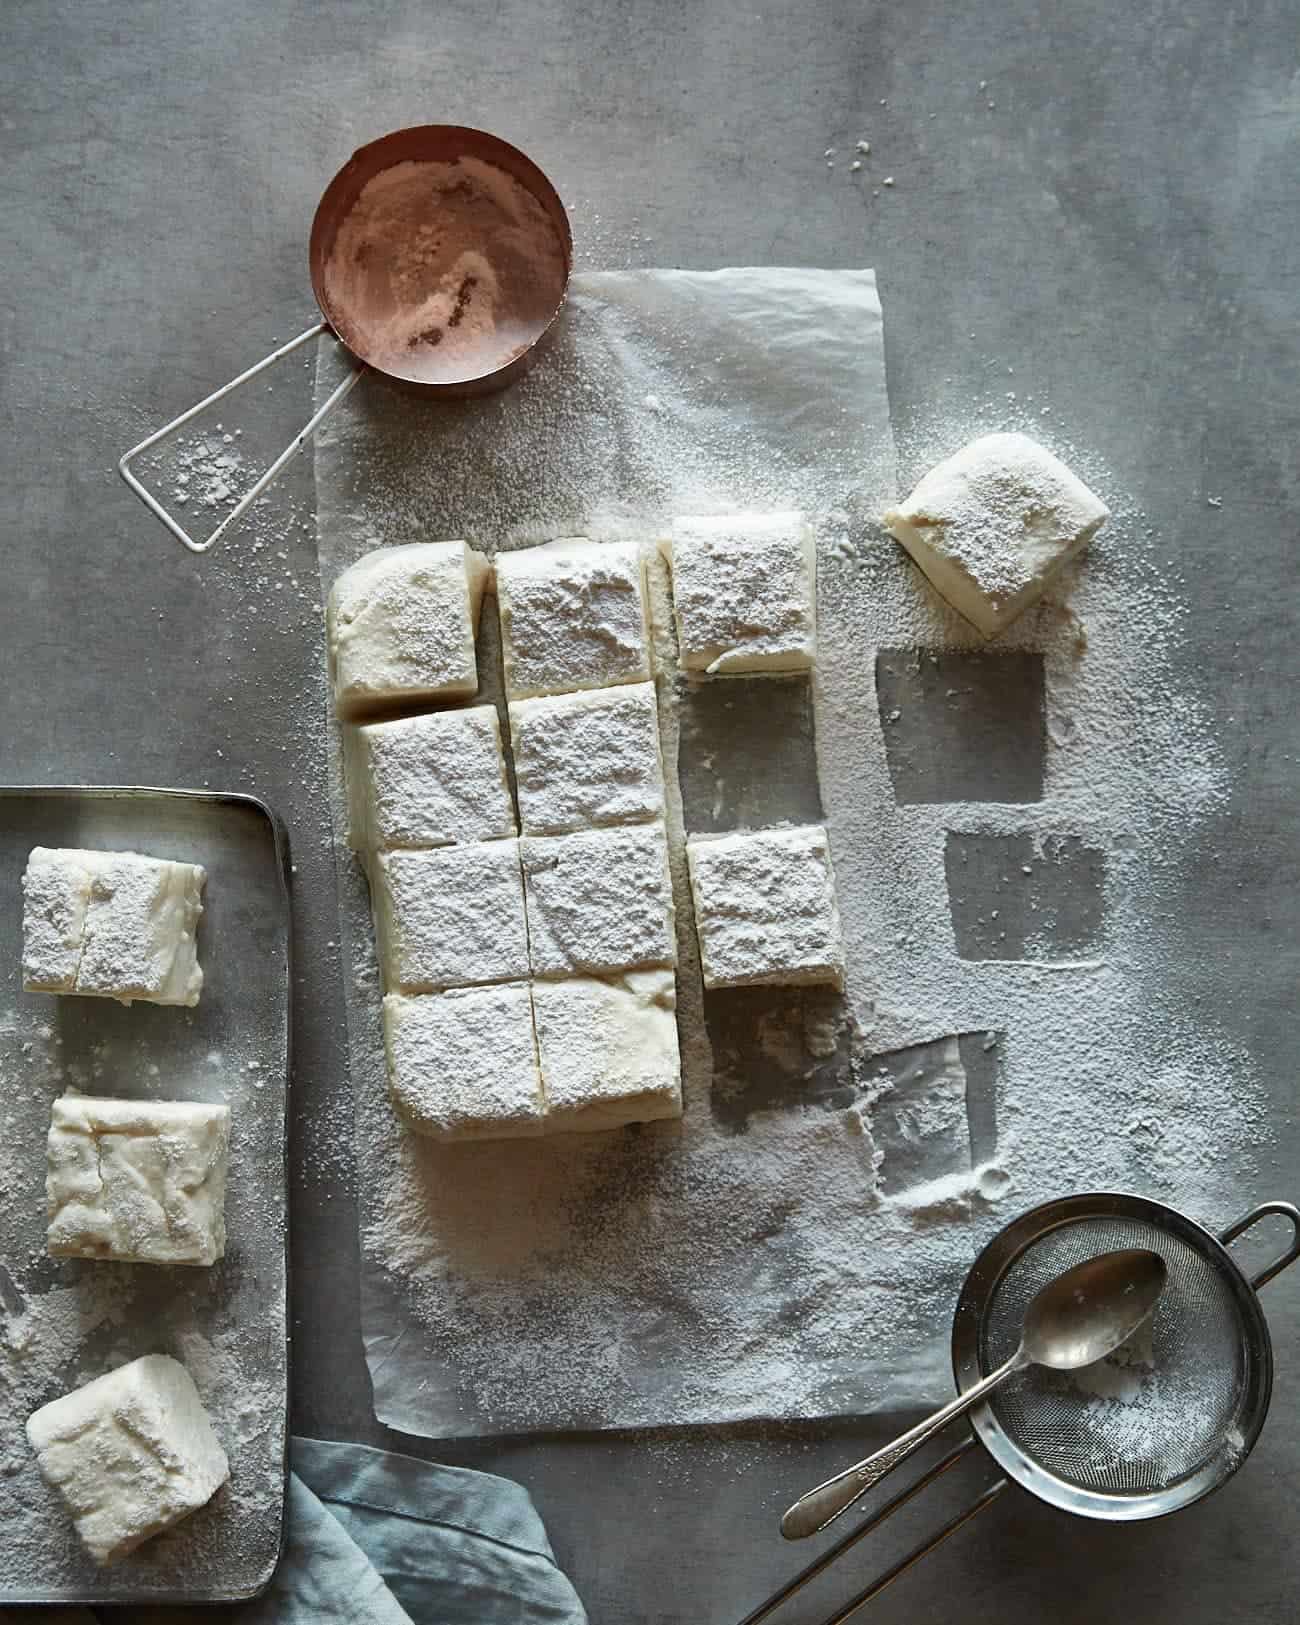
top-left (509, 682), bottom-right (664, 836)
top-left (347, 704), bottom-right (515, 850)
top-left (532, 971), bottom-right (682, 1134)
top-left (882, 432), bottom-right (1109, 638)
top-left (687, 824), bottom-right (845, 989)
top-left (496, 538), bottom-right (651, 699)
top-left (383, 985), bottom-right (544, 1140)
top-left (22, 847), bottom-right (205, 1007)
top-left (664, 511), bottom-right (817, 675)
top-left (373, 840), bottom-right (530, 993)
top-left (327, 541), bottom-right (491, 719)
top-left (26, 1354), bottom-right (229, 1564)
top-left (46, 1095), bottom-right (230, 1267)
top-left (521, 824), bottom-right (676, 978)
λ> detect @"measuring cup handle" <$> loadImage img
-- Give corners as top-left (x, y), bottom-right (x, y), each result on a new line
top-left (118, 322), bottom-right (362, 555)
top-left (1219, 1201), bottom-right (1300, 1290)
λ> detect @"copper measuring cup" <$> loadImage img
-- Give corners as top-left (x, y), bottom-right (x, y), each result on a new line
top-left (119, 125), bottom-right (572, 554)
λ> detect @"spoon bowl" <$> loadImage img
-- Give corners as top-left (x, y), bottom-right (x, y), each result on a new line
top-left (1023, 1246), bottom-right (1167, 1370)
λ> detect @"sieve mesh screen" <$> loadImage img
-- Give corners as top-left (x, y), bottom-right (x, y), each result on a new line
top-left (978, 1216), bottom-right (1248, 1494)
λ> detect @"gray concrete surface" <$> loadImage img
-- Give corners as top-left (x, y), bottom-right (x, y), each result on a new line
top-left (3, 2), bottom-right (1299, 1621)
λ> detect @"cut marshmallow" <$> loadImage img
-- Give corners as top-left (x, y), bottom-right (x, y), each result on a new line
top-left (373, 841), bottom-right (530, 993)
top-left (22, 847), bottom-right (205, 1007)
top-left (346, 704), bottom-right (515, 851)
top-left (383, 984), bottom-right (544, 1140)
top-left (533, 971), bottom-right (683, 1134)
top-left (326, 541), bottom-right (490, 719)
top-left (509, 682), bottom-right (664, 836)
top-left (26, 1354), bottom-right (229, 1565)
top-left (496, 538), bottom-right (651, 699)
top-left (664, 511), bottom-right (817, 675)
top-left (521, 824), bottom-right (676, 978)
top-left (687, 824), bottom-right (845, 990)
top-left (46, 1095), bottom-right (230, 1267)
top-left (882, 433), bottom-right (1109, 638)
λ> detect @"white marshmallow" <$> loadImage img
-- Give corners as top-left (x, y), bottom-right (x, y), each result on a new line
top-left (509, 682), bottom-right (664, 836)
top-left (372, 841), bottom-right (530, 993)
top-left (532, 971), bottom-right (683, 1134)
top-left (496, 538), bottom-right (651, 699)
top-left (664, 511), bottom-right (817, 675)
top-left (882, 432), bottom-right (1109, 638)
top-left (327, 541), bottom-right (490, 719)
top-left (521, 824), bottom-right (676, 978)
top-left (346, 704), bottom-right (515, 850)
top-left (687, 824), bottom-right (845, 989)
top-left (22, 847), bottom-right (205, 1007)
top-left (26, 1354), bottom-right (229, 1565)
top-left (46, 1095), bottom-right (230, 1267)
top-left (383, 985), bottom-right (544, 1140)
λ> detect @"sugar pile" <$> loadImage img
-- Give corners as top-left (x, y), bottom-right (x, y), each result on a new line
top-left (313, 270), bottom-right (1264, 1439)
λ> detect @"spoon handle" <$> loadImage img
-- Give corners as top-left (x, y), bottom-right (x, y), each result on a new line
top-left (780, 1352), bottom-right (1024, 1540)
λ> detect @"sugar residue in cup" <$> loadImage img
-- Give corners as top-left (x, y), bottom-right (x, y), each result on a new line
top-left (323, 156), bottom-right (568, 386)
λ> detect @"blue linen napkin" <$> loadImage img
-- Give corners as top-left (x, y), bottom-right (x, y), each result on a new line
top-left (1, 1438), bottom-right (588, 1625)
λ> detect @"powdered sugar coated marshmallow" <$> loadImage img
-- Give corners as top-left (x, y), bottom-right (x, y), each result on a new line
top-left (496, 538), bottom-right (651, 698)
top-left (687, 824), bottom-right (845, 989)
top-left (383, 984), bottom-right (545, 1140)
top-left (373, 841), bottom-right (530, 993)
top-left (346, 704), bottom-right (515, 850)
top-left (26, 1354), bottom-right (229, 1564)
top-left (327, 540), bottom-right (490, 719)
top-left (509, 682), bottom-right (664, 835)
top-left (882, 432), bottom-right (1109, 637)
top-left (22, 847), bottom-right (205, 1007)
top-left (46, 1095), bottom-right (229, 1267)
top-left (532, 970), bottom-right (682, 1133)
top-left (664, 511), bottom-right (817, 674)
top-left (521, 823), bottom-right (676, 977)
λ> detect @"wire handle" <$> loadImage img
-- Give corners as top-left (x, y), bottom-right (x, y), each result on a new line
top-left (1219, 1200), bottom-right (1300, 1290)
top-left (118, 322), bottom-right (363, 554)
top-left (781, 1351), bottom-right (1022, 1540)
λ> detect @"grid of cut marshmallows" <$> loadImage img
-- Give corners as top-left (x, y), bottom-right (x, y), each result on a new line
top-left (331, 537), bottom-right (680, 1142)
top-left (329, 520), bottom-right (845, 1144)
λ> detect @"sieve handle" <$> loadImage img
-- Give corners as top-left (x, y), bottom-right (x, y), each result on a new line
top-left (780, 1351), bottom-right (1023, 1540)
top-left (118, 322), bottom-right (364, 555)
top-left (1220, 1200), bottom-right (1300, 1290)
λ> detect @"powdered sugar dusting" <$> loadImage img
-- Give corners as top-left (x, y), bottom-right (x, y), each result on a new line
top-left (315, 270), bottom-right (1264, 1439)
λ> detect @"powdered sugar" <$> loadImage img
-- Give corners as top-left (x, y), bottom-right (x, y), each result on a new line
top-left (314, 269), bottom-right (1264, 1438)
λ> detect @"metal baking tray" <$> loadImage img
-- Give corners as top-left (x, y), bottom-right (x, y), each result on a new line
top-left (0, 787), bottom-right (290, 1605)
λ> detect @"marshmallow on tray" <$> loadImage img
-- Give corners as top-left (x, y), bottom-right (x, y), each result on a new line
top-left (496, 538), bottom-right (651, 699)
top-left (22, 847), bottom-right (205, 1007)
top-left (327, 541), bottom-right (491, 719)
top-left (687, 824), bottom-right (845, 990)
top-left (508, 682), bottom-right (664, 836)
top-left (46, 1095), bottom-right (230, 1267)
top-left (663, 511), bottom-right (817, 675)
top-left (346, 704), bottom-right (516, 851)
top-left (26, 1354), bottom-right (229, 1565)
top-left (882, 432), bottom-right (1109, 638)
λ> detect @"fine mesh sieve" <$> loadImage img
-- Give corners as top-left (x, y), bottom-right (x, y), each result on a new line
top-left (951, 1193), bottom-right (1297, 1522)
top-left (751, 1194), bottom-right (1297, 1625)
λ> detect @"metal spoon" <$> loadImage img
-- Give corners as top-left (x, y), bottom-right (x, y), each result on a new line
top-left (781, 1246), bottom-right (1167, 1541)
